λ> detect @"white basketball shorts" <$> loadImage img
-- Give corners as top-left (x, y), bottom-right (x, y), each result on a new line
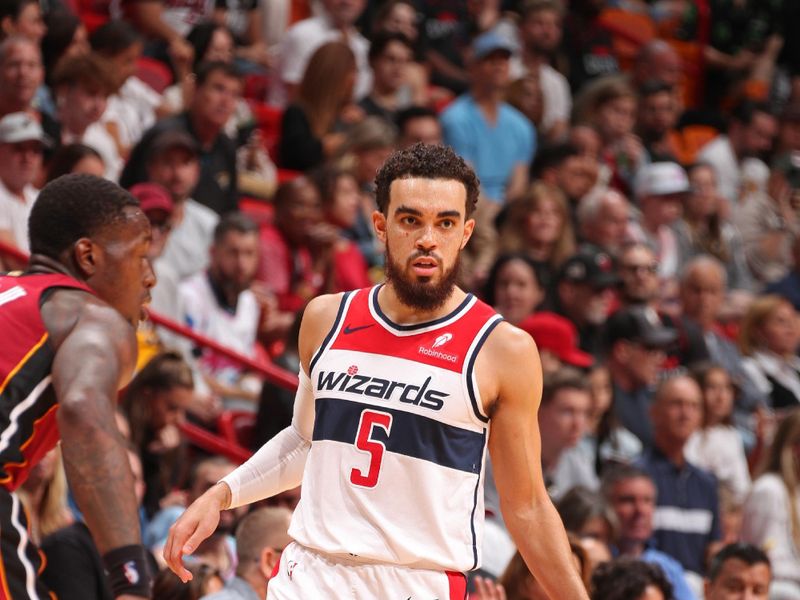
top-left (267, 542), bottom-right (468, 599)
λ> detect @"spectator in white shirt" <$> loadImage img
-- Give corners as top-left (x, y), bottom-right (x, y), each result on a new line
top-left (742, 411), bottom-right (800, 598)
top-left (697, 101), bottom-right (777, 205)
top-left (51, 52), bottom-right (122, 181)
top-left (276, 0), bottom-right (371, 105)
top-left (511, 0), bottom-right (571, 142)
top-left (0, 112), bottom-right (47, 261)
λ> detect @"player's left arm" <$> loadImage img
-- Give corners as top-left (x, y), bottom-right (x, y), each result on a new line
top-left (481, 323), bottom-right (590, 599)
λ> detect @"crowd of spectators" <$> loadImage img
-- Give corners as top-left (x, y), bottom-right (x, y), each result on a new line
top-left (3, 0), bottom-right (800, 597)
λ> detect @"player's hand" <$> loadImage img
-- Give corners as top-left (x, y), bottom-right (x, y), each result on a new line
top-left (163, 482), bottom-right (230, 582)
top-left (473, 576), bottom-right (507, 600)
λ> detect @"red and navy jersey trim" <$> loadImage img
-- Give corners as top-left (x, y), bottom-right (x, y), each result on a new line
top-left (313, 398), bottom-right (485, 474)
top-left (465, 317), bottom-right (503, 424)
top-left (309, 291), bottom-right (355, 374)
top-left (370, 285), bottom-right (475, 332)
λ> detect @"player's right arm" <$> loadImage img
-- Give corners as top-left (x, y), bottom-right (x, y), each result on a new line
top-left (163, 293), bottom-right (343, 582)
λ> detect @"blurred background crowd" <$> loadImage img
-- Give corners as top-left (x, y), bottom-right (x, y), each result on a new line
top-left (1, 0), bottom-right (800, 597)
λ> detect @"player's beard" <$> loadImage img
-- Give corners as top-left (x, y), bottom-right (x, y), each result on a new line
top-left (384, 244), bottom-right (460, 312)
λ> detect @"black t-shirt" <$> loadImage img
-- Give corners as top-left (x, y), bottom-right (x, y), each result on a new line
top-left (119, 113), bottom-right (238, 216)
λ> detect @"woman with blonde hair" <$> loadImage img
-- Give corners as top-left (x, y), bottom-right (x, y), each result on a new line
top-left (17, 447), bottom-right (72, 544)
top-left (499, 181), bottom-right (576, 284)
top-left (279, 41), bottom-right (360, 171)
top-left (741, 409), bottom-right (800, 597)
top-left (739, 295), bottom-right (800, 410)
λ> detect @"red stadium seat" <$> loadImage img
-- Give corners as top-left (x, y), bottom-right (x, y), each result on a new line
top-left (218, 410), bottom-right (257, 449)
top-left (136, 57), bottom-right (173, 94)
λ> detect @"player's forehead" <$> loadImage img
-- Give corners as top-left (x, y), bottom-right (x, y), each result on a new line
top-left (94, 206), bottom-right (151, 248)
top-left (387, 177), bottom-right (467, 216)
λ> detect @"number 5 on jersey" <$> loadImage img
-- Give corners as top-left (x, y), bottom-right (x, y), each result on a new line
top-left (350, 410), bottom-right (393, 488)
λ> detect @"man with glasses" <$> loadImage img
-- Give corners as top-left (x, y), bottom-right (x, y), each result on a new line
top-left (618, 242), bottom-right (709, 368)
top-left (0, 112), bottom-right (47, 263)
top-left (204, 507), bottom-right (293, 600)
top-left (604, 305), bottom-right (677, 447)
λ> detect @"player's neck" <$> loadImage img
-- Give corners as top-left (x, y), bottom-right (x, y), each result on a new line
top-left (26, 254), bottom-right (80, 280)
top-left (378, 283), bottom-right (467, 326)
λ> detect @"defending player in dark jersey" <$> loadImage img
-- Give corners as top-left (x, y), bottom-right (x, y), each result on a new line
top-left (0, 174), bottom-right (155, 599)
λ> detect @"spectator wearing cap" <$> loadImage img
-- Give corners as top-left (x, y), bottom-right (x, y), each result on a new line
top-left (618, 242), bottom-right (709, 369)
top-left (395, 106), bottom-right (442, 149)
top-left (626, 161), bottom-right (690, 281)
top-left (697, 101), bottom-right (777, 205)
top-left (605, 305), bottom-right (677, 447)
top-left (510, 0), bottom-right (571, 143)
top-left (577, 189), bottom-right (631, 257)
top-left (735, 152), bottom-right (800, 285)
top-left (0, 111), bottom-right (47, 258)
top-left (51, 52), bottom-right (121, 181)
top-left (145, 129), bottom-right (219, 283)
top-left (130, 182), bottom-right (179, 323)
top-left (601, 465), bottom-right (699, 600)
top-left (704, 543), bottom-right (770, 600)
top-left (121, 62), bottom-right (242, 216)
top-left (518, 311), bottom-right (593, 375)
top-left (537, 367), bottom-right (595, 500)
top-left (441, 31), bottom-right (536, 208)
top-left (554, 248), bottom-right (619, 356)
top-left (638, 374), bottom-right (721, 581)
top-left (276, 0), bottom-right (371, 105)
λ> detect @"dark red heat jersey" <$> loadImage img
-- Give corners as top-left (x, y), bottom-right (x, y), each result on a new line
top-left (0, 273), bottom-right (92, 491)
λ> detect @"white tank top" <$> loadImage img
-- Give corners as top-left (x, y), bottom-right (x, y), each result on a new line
top-left (289, 285), bottom-right (503, 572)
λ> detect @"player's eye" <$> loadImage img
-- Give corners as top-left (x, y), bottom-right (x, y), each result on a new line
top-left (401, 216), bottom-right (417, 225)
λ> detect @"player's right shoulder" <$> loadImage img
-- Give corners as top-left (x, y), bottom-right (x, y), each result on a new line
top-left (41, 288), bottom-right (133, 352)
top-left (299, 293), bottom-right (346, 368)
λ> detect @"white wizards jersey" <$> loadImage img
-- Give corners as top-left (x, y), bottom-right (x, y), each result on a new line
top-left (288, 285), bottom-right (503, 572)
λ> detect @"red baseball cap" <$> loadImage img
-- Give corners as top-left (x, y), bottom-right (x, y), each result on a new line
top-left (129, 182), bottom-right (174, 215)
top-left (518, 312), bottom-right (594, 368)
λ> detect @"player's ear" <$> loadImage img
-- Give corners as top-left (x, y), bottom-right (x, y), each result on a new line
top-left (373, 210), bottom-right (387, 243)
top-left (261, 546), bottom-right (280, 579)
top-left (460, 218), bottom-right (475, 250)
top-left (72, 238), bottom-right (97, 278)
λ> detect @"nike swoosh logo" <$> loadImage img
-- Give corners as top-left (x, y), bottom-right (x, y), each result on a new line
top-left (343, 323), bottom-right (374, 334)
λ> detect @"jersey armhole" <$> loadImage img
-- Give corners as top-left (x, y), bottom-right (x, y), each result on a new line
top-left (308, 291), bottom-right (355, 374)
top-left (463, 315), bottom-right (504, 424)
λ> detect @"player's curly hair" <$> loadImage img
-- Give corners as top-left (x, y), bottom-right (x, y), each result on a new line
top-left (28, 174), bottom-right (139, 260)
top-left (374, 143), bottom-right (480, 217)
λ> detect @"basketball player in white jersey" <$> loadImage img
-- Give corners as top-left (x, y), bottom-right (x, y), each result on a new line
top-left (164, 144), bottom-right (590, 599)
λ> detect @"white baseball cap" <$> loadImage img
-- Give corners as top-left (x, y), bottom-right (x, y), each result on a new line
top-left (634, 162), bottom-right (690, 198)
top-left (0, 112), bottom-right (51, 146)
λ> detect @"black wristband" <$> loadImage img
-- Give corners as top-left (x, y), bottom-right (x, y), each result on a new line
top-left (102, 544), bottom-right (153, 598)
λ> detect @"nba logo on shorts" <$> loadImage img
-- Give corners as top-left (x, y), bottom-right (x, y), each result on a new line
top-left (287, 560), bottom-right (298, 580)
top-left (432, 333), bottom-right (452, 349)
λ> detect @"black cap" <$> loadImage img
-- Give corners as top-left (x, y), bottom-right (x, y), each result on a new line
top-left (149, 128), bottom-right (199, 159)
top-left (558, 248), bottom-right (620, 289)
top-left (604, 305), bottom-right (678, 349)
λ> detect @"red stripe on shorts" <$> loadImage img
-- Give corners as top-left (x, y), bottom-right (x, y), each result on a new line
top-left (446, 571), bottom-right (467, 600)
top-left (270, 553), bottom-right (282, 579)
